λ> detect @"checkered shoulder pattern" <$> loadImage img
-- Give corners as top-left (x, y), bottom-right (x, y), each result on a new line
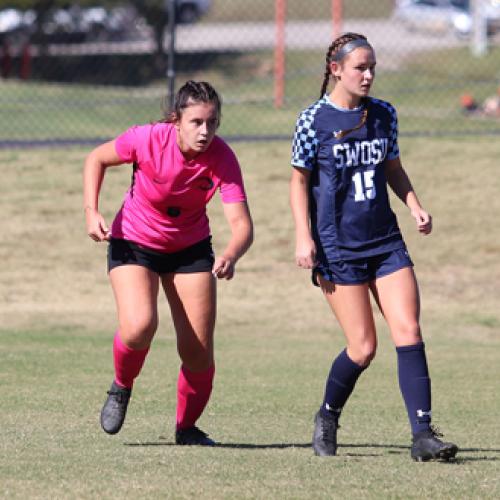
top-left (370, 97), bottom-right (400, 160)
top-left (291, 98), bottom-right (324, 170)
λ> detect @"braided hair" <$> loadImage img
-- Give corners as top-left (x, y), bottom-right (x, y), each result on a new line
top-left (162, 80), bottom-right (222, 126)
top-left (320, 33), bottom-right (370, 140)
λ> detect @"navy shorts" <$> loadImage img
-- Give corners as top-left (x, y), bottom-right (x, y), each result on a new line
top-left (108, 237), bottom-right (215, 275)
top-left (313, 248), bottom-right (413, 286)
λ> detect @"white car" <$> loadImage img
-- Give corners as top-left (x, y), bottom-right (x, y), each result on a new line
top-left (0, 8), bottom-right (35, 45)
top-left (393, 0), bottom-right (500, 38)
top-left (0, 2), bottom-right (212, 46)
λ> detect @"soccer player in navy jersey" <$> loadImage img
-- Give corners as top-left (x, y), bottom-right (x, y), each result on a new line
top-left (290, 33), bottom-right (458, 461)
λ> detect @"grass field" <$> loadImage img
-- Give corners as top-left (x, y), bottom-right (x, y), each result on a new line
top-left (2, 44), bottom-right (500, 142)
top-left (1, 137), bottom-right (499, 498)
top-left (205, 0), bottom-right (395, 22)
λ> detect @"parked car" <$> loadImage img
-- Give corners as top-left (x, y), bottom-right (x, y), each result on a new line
top-left (176, 0), bottom-right (212, 24)
top-left (0, 8), bottom-right (34, 46)
top-left (0, 1), bottom-right (211, 47)
top-left (393, 0), bottom-right (500, 38)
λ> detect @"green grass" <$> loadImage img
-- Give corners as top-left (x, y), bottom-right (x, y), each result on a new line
top-left (2, 43), bottom-right (500, 142)
top-left (1, 138), bottom-right (499, 498)
top-left (205, 0), bottom-right (394, 22)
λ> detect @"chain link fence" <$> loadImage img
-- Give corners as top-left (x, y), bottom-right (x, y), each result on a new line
top-left (1, 0), bottom-right (499, 147)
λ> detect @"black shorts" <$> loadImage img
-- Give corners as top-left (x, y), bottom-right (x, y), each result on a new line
top-left (107, 237), bottom-right (215, 275)
top-left (313, 248), bottom-right (414, 286)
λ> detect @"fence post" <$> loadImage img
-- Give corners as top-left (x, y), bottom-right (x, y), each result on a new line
top-left (166, 0), bottom-right (177, 109)
top-left (274, 0), bottom-right (286, 108)
top-left (20, 43), bottom-right (32, 80)
top-left (332, 0), bottom-right (343, 40)
top-left (471, 0), bottom-right (488, 56)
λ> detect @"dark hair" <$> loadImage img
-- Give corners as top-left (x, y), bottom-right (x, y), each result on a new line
top-left (162, 80), bottom-right (222, 125)
top-left (320, 33), bottom-right (370, 140)
top-left (319, 32), bottom-right (369, 99)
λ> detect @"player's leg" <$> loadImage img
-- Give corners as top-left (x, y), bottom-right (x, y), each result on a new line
top-left (162, 271), bottom-right (216, 446)
top-left (313, 274), bottom-right (377, 456)
top-left (100, 242), bottom-right (161, 435)
top-left (109, 264), bottom-right (160, 380)
top-left (371, 263), bottom-right (457, 460)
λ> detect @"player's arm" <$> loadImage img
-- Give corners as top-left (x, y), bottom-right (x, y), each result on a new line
top-left (212, 201), bottom-right (253, 280)
top-left (290, 167), bottom-right (317, 268)
top-left (83, 140), bottom-right (124, 242)
top-left (385, 157), bottom-right (432, 235)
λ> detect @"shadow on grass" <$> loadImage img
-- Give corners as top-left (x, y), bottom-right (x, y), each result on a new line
top-left (123, 441), bottom-right (407, 452)
top-left (123, 441), bottom-right (500, 461)
top-left (124, 441), bottom-right (311, 449)
top-left (458, 447), bottom-right (500, 453)
top-left (339, 444), bottom-right (500, 462)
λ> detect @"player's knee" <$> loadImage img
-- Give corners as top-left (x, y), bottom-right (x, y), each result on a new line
top-left (349, 340), bottom-right (377, 367)
top-left (180, 355), bottom-right (213, 372)
top-left (119, 315), bottom-right (158, 348)
top-left (359, 344), bottom-right (377, 367)
top-left (178, 345), bottom-right (213, 372)
top-left (394, 321), bottom-right (422, 345)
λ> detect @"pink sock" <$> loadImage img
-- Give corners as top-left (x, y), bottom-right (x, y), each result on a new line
top-left (176, 364), bottom-right (215, 430)
top-left (113, 332), bottom-right (149, 389)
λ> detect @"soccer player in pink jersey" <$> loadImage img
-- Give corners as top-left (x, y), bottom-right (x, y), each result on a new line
top-left (83, 81), bottom-right (253, 445)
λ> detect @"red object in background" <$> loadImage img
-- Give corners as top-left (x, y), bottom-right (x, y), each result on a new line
top-left (332, 0), bottom-right (343, 40)
top-left (20, 43), bottom-right (32, 80)
top-left (460, 93), bottom-right (478, 112)
top-left (274, 0), bottom-right (286, 108)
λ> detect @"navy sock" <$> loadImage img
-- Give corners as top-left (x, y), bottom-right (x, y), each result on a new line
top-left (396, 342), bottom-right (432, 435)
top-left (320, 349), bottom-right (366, 419)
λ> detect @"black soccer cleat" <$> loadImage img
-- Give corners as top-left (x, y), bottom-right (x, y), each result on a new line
top-left (312, 410), bottom-right (339, 456)
top-left (175, 426), bottom-right (216, 446)
top-left (100, 381), bottom-right (131, 435)
top-left (411, 427), bottom-right (458, 462)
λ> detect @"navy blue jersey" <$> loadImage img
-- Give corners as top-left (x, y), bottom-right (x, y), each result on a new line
top-left (291, 95), bottom-right (405, 262)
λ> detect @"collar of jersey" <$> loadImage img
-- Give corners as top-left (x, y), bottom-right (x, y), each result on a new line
top-left (323, 94), bottom-right (365, 113)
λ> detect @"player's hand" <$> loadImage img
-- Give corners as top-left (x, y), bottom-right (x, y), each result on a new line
top-left (85, 207), bottom-right (111, 242)
top-left (295, 237), bottom-right (317, 269)
top-left (212, 256), bottom-right (235, 280)
top-left (412, 208), bottom-right (432, 235)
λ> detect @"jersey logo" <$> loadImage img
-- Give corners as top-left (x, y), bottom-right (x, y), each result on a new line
top-left (167, 206), bottom-right (181, 217)
top-left (325, 403), bottom-right (342, 414)
top-left (333, 138), bottom-right (388, 169)
top-left (333, 130), bottom-right (342, 139)
top-left (416, 409), bottom-right (432, 418)
top-left (193, 176), bottom-right (214, 191)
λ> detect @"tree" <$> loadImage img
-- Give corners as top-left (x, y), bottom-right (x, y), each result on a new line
top-left (129, 0), bottom-right (172, 69)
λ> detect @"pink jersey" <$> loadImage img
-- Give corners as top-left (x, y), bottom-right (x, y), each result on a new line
top-left (111, 122), bottom-right (246, 252)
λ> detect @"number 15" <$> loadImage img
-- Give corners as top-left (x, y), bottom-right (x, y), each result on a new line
top-left (352, 170), bottom-right (376, 202)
